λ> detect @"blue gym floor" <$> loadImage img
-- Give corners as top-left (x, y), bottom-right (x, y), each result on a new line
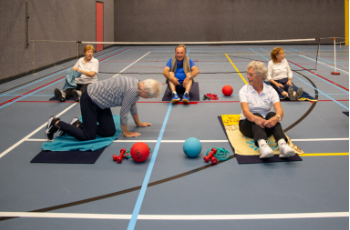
top-left (0, 44), bottom-right (348, 230)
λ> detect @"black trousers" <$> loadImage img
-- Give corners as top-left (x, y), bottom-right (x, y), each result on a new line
top-left (58, 91), bottom-right (116, 141)
top-left (270, 78), bottom-right (293, 94)
top-left (64, 84), bottom-right (89, 100)
top-left (239, 112), bottom-right (287, 146)
top-left (166, 79), bottom-right (194, 94)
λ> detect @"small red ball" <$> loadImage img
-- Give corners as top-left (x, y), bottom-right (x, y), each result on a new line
top-left (222, 85), bottom-right (233, 96)
top-left (130, 142), bottom-right (150, 163)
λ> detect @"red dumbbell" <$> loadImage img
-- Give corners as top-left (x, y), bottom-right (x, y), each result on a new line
top-left (211, 156), bottom-right (218, 165)
top-left (113, 148), bottom-right (127, 163)
top-left (204, 148), bottom-right (217, 163)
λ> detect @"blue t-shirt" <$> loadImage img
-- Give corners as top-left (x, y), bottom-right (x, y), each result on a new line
top-left (166, 58), bottom-right (195, 82)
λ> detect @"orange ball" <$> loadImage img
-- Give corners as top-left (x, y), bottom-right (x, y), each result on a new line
top-left (222, 85), bottom-right (233, 96)
top-left (130, 142), bottom-right (150, 163)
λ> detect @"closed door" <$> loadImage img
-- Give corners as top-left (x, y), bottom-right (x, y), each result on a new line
top-left (96, 2), bottom-right (104, 52)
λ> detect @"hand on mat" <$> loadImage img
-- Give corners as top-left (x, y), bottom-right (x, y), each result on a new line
top-left (171, 77), bottom-right (180, 86)
top-left (123, 131), bottom-right (141, 137)
top-left (263, 117), bottom-right (278, 129)
top-left (286, 80), bottom-right (293, 87)
top-left (72, 67), bottom-right (79, 71)
top-left (137, 122), bottom-right (152, 127)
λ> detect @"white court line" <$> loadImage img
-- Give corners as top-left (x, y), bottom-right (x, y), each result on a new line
top-left (0, 103), bottom-right (77, 159)
top-left (296, 54), bottom-right (349, 74)
top-left (291, 138), bottom-right (349, 141)
top-left (24, 138), bottom-right (349, 142)
top-left (112, 52), bottom-right (151, 78)
top-left (0, 212), bottom-right (347, 220)
top-left (1, 51), bottom-right (153, 159)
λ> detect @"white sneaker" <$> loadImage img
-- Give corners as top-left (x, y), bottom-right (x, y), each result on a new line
top-left (259, 144), bottom-right (274, 158)
top-left (279, 144), bottom-right (295, 158)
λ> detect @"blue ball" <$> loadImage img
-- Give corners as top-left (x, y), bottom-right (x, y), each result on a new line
top-left (183, 137), bottom-right (202, 158)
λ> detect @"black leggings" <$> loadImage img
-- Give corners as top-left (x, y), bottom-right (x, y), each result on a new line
top-left (58, 91), bottom-right (116, 141)
top-left (239, 112), bottom-right (287, 146)
top-left (64, 84), bottom-right (89, 100)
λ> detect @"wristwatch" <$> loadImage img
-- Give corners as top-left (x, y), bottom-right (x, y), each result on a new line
top-left (276, 114), bottom-right (282, 121)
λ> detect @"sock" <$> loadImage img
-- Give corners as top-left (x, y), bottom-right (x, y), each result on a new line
top-left (184, 91), bottom-right (189, 95)
top-left (278, 138), bottom-right (287, 147)
top-left (172, 91), bottom-right (177, 94)
top-left (257, 139), bottom-right (267, 147)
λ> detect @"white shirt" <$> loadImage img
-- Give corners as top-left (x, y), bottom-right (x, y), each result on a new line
top-left (73, 57), bottom-right (99, 84)
top-left (267, 59), bottom-right (293, 81)
top-left (239, 83), bottom-right (280, 120)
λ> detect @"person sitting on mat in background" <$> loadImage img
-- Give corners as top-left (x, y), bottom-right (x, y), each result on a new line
top-left (45, 76), bottom-right (162, 140)
top-left (162, 44), bottom-right (199, 104)
top-left (239, 61), bottom-right (295, 158)
top-left (267, 47), bottom-right (303, 101)
top-left (54, 44), bottom-right (99, 102)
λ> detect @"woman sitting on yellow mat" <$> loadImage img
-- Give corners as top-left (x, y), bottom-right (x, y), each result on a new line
top-left (238, 61), bottom-right (295, 158)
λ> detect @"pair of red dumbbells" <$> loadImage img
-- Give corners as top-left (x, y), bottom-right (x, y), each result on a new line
top-left (203, 148), bottom-right (218, 165)
top-left (112, 148), bottom-right (129, 163)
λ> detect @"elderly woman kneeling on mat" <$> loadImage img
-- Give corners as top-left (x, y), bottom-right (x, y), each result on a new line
top-left (238, 61), bottom-right (295, 158)
top-left (45, 76), bottom-right (162, 140)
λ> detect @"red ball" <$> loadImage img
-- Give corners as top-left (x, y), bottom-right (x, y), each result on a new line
top-left (130, 142), bottom-right (150, 163)
top-left (222, 85), bottom-right (233, 96)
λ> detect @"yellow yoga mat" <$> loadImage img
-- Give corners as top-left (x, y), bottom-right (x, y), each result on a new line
top-left (221, 114), bottom-right (304, 156)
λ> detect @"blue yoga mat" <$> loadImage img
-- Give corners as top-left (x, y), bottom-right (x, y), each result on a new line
top-left (265, 82), bottom-right (316, 101)
top-left (42, 115), bottom-right (121, 152)
top-left (31, 115), bottom-right (121, 164)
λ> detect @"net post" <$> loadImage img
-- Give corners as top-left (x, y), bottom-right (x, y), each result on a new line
top-left (331, 37), bottom-right (340, 75)
top-left (315, 38), bottom-right (320, 74)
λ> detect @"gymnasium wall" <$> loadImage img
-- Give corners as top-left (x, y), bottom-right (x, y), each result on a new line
top-left (114, 0), bottom-right (344, 42)
top-left (0, 0), bottom-right (114, 82)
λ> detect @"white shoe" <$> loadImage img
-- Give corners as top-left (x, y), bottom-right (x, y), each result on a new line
top-left (279, 144), bottom-right (295, 158)
top-left (259, 144), bottom-right (274, 158)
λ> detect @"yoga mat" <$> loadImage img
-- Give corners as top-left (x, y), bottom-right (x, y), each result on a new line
top-left (41, 115), bottom-right (121, 151)
top-left (31, 115), bottom-right (121, 164)
top-left (218, 115), bottom-right (303, 164)
top-left (162, 82), bottom-right (200, 101)
top-left (30, 148), bottom-right (105, 164)
top-left (49, 96), bottom-right (75, 101)
top-left (265, 82), bottom-right (316, 102)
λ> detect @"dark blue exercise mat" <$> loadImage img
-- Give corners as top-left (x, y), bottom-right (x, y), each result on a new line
top-left (265, 82), bottom-right (316, 101)
top-left (49, 96), bottom-right (75, 101)
top-left (162, 82), bottom-right (200, 101)
top-left (30, 148), bottom-right (105, 164)
top-left (217, 116), bottom-right (302, 164)
top-left (234, 153), bottom-right (302, 164)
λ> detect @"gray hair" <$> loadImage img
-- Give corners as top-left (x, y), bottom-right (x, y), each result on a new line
top-left (142, 79), bottom-right (162, 98)
top-left (246, 61), bottom-right (268, 80)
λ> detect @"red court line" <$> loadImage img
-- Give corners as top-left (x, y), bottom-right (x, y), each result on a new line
top-left (1, 50), bottom-right (129, 108)
top-left (15, 100), bottom-right (349, 104)
top-left (288, 60), bottom-right (349, 91)
top-left (0, 76), bottom-right (66, 107)
top-left (99, 48), bottom-right (129, 62)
